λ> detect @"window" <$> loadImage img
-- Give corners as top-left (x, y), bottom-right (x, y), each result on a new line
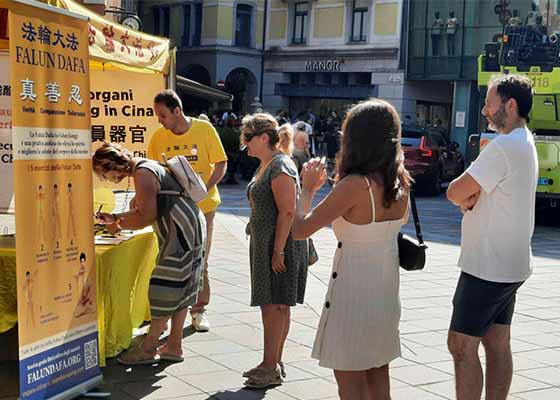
top-left (162, 6), bottom-right (170, 37)
top-left (317, 73), bottom-right (332, 85)
top-left (152, 6), bottom-right (160, 35)
top-left (193, 3), bottom-right (203, 46)
top-left (290, 73), bottom-right (300, 85)
top-left (182, 4), bottom-right (191, 47)
top-left (235, 4), bottom-right (253, 47)
top-left (350, 0), bottom-right (368, 42)
top-left (152, 6), bottom-right (170, 37)
top-left (292, 2), bottom-right (308, 44)
top-left (355, 72), bottom-right (371, 85)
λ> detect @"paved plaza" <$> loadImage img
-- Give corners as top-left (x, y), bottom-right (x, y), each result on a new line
top-left (90, 184), bottom-right (560, 400)
top-left (1, 183), bottom-right (560, 399)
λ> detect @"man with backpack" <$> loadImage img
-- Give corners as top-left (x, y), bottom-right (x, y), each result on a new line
top-left (148, 89), bottom-right (228, 332)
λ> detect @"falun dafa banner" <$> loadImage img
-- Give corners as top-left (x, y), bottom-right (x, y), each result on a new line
top-left (55, 0), bottom-right (170, 73)
top-left (8, 1), bottom-right (102, 398)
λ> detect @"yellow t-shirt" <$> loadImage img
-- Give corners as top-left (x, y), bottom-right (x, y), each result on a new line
top-left (147, 118), bottom-right (228, 213)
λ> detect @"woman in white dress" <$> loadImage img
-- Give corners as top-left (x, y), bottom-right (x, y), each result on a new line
top-left (293, 99), bottom-right (412, 399)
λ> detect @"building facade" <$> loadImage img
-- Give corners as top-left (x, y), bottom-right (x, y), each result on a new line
top-left (75, 0), bottom-right (135, 21)
top-left (262, 0), bottom-right (408, 120)
top-left (405, 0), bottom-right (546, 154)
top-left (138, 0), bottom-right (266, 115)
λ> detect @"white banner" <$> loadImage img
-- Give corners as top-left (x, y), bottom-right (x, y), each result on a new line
top-left (0, 51), bottom-right (14, 213)
top-left (12, 127), bottom-right (91, 160)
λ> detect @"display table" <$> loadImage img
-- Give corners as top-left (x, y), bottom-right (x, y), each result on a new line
top-left (0, 230), bottom-right (158, 366)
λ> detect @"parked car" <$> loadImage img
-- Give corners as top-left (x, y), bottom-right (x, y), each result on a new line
top-left (401, 125), bottom-right (464, 195)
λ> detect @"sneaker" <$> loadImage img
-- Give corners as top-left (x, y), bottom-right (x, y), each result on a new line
top-left (191, 312), bottom-right (210, 332)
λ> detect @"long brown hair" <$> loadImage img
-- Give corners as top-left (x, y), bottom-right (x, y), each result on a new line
top-left (337, 99), bottom-right (412, 208)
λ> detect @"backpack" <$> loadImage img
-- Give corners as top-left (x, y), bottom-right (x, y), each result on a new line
top-left (159, 154), bottom-right (208, 203)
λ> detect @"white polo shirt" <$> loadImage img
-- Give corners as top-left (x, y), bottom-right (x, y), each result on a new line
top-left (458, 126), bottom-right (538, 283)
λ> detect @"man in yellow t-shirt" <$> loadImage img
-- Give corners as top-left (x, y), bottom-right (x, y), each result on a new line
top-left (149, 89), bottom-right (227, 333)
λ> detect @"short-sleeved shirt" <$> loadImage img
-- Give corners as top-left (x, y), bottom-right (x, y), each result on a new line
top-left (148, 118), bottom-right (228, 213)
top-left (432, 18), bottom-right (444, 34)
top-left (446, 17), bottom-right (459, 34)
top-left (459, 127), bottom-right (538, 283)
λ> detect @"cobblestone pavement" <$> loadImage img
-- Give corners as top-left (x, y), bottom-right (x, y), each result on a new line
top-left (2, 182), bottom-right (560, 399)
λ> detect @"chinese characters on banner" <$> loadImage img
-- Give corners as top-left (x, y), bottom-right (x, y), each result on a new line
top-left (90, 69), bottom-right (165, 190)
top-left (0, 51), bottom-right (14, 213)
top-left (59, 0), bottom-right (169, 72)
top-left (8, 3), bottom-right (102, 399)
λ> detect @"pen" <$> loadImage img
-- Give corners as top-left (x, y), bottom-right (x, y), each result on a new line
top-left (97, 204), bottom-right (103, 214)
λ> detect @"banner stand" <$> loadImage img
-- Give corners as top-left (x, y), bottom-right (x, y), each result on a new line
top-left (2, 0), bottom-right (104, 399)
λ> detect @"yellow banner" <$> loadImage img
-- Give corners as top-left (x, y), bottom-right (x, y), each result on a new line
top-left (57, 0), bottom-right (170, 73)
top-left (90, 67), bottom-right (165, 190)
top-left (0, 51), bottom-right (13, 213)
top-left (9, 2), bottom-right (101, 398)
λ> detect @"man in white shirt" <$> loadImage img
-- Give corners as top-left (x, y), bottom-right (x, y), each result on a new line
top-left (446, 74), bottom-right (537, 400)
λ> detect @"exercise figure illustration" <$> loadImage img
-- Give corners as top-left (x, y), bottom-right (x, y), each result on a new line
top-left (52, 183), bottom-right (62, 248)
top-left (23, 269), bottom-right (39, 328)
top-left (66, 183), bottom-right (77, 241)
top-left (36, 185), bottom-right (48, 251)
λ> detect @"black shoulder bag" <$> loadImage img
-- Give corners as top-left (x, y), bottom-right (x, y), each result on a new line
top-left (398, 190), bottom-right (427, 271)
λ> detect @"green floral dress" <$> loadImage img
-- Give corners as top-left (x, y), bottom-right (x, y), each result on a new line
top-left (247, 153), bottom-right (309, 306)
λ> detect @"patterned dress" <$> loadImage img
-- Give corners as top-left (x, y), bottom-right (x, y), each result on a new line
top-left (247, 153), bottom-right (308, 306)
top-left (136, 160), bottom-right (207, 318)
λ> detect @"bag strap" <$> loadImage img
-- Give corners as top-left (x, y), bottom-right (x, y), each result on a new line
top-left (158, 153), bottom-right (186, 197)
top-left (409, 190), bottom-right (425, 245)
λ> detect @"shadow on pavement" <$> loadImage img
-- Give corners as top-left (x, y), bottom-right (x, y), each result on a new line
top-left (211, 387), bottom-right (278, 400)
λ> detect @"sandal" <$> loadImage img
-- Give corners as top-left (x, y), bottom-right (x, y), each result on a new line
top-left (117, 347), bottom-right (160, 366)
top-left (243, 363), bottom-right (284, 378)
top-left (242, 365), bottom-right (262, 378)
top-left (244, 366), bottom-right (283, 389)
top-left (278, 361), bottom-right (286, 378)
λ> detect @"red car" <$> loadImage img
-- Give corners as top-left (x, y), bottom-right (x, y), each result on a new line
top-left (402, 125), bottom-right (464, 195)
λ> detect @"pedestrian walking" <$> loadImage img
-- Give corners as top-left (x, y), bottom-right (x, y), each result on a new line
top-left (293, 99), bottom-right (412, 399)
top-left (241, 113), bottom-right (308, 388)
top-left (446, 74), bottom-right (537, 400)
top-left (148, 89), bottom-right (228, 332)
top-left (292, 124), bottom-right (311, 174)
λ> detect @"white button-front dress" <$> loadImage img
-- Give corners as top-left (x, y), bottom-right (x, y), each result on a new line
top-left (311, 177), bottom-right (405, 371)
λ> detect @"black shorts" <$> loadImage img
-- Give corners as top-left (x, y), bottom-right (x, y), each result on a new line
top-left (450, 272), bottom-right (524, 337)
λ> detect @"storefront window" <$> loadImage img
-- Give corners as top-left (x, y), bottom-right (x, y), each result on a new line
top-left (416, 101), bottom-right (451, 136)
top-left (408, 0), bottom-right (508, 79)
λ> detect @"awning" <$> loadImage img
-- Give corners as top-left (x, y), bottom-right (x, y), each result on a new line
top-left (176, 75), bottom-right (233, 103)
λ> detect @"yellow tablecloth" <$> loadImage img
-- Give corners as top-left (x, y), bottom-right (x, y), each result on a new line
top-left (0, 231), bottom-right (158, 366)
